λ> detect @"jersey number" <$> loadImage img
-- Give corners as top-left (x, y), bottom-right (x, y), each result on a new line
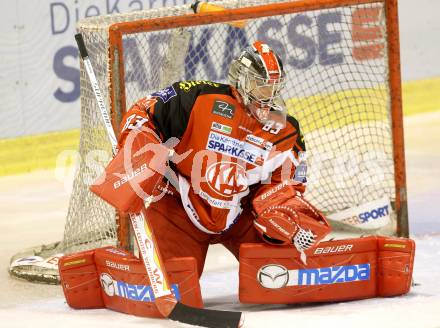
top-left (262, 120), bottom-right (282, 134)
top-left (122, 114), bottom-right (148, 131)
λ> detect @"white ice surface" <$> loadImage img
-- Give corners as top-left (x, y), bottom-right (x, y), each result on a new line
top-left (1, 111), bottom-right (440, 328)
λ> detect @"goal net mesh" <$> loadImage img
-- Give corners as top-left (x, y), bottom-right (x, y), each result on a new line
top-left (9, 0), bottom-right (399, 283)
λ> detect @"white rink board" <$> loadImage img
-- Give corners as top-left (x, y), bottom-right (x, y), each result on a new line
top-left (0, 0), bottom-right (190, 138)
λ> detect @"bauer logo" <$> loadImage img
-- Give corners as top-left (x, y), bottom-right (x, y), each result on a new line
top-left (260, 181), bottom-right (289, 200)
top-left (105, 260), bottom-right (130, 272)
top-left (314, 244), bottom-right (353, 255)
top-left (257, 264), bottom-right (289, 289)
top-left (113, 163), bottom-right (148, 189)
top-left (99, 273), bottom-right (181, 302)
top-left (212, 100), bottom-right (235, 119)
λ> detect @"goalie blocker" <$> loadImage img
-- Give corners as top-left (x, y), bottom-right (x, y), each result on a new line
top-left (239, 235), bottom-right (415, 304)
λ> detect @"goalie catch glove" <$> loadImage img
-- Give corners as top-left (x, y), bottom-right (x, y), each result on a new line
top-left (252, 182), bottom-right (331, 263)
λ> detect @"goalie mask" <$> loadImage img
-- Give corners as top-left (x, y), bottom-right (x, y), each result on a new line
top-left (228, 41), bottom-right (287, 127)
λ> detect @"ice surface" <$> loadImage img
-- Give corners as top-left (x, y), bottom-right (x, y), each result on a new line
top-left (1, 112), bottom-right (439, 327)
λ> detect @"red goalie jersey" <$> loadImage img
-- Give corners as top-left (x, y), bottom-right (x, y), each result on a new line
top-left (117, 80), bottom-right (307, 234)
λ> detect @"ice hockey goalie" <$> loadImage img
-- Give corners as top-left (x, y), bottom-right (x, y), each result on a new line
top-left (60, 41), bottom-right (415, 317)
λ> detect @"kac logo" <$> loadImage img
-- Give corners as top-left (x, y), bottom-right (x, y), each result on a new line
top-left (257, 264), bottom-right (289, 289)
top-left (205, 161), bottom-right (248, 197)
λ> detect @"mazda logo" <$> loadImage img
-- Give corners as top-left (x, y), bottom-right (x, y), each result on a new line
top-left (100, 273), bottom-right (115, 296)
top-left (257, 264), bottom-right (289, 289)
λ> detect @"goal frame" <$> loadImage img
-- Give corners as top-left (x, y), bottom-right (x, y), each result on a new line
top-left (7, 0), bottom-right (409, 285)
top-left (106, 0), bottom-right (408, 249)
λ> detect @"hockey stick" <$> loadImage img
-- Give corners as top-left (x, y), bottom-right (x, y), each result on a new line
top-left (75, 33), bottom-right (243, 328)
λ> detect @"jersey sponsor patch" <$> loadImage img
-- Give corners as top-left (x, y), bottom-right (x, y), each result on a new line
top-left (238, 125), bottom-right (253, 134)
top-left (212, 100), bottom-right (235, 119)
top-left (206, 131), bottom-right (268, 165)
top-left (151, 85), bottom-right (177, 103)
top-left (198, 190), bottom-right (237, 209)
top-left (246, 134), bottom-right (273, 151)
top-left (211, 122), bottom-right (232, 135)
top-left (205, 161), bottom-right (248, 197)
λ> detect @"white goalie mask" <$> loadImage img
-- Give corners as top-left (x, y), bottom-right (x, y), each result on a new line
top-left (228, 41), bottom-right (287, 127)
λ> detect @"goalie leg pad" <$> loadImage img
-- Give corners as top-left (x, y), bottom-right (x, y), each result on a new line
top-left (239, 236), bottom-right (415, 304)
top-left (59, 246), bottom-right (203, 317)
top-left (58, 249), bottom-right (104, 309)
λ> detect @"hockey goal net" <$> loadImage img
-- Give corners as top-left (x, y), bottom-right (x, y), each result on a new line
top-left (9, 0), bottom-right (407, 284)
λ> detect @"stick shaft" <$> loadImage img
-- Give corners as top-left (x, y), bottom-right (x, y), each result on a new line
top-left (75, 32), bottom-right (173, 302)
top-left (75, 34), bottom-right (118, 154)
top-left (75, 32), bottom-right (243, 326)
top-left (129, 212), bottom-right (172, 298)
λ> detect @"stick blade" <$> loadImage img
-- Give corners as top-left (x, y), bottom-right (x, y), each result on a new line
top-left (168, 302), bottom-right (243, 328)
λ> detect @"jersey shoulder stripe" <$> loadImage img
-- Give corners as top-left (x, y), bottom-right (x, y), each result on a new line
top-left (286, 114), bottom-right (306, 152)
top-left (286, 115), bottom-right (300, 131)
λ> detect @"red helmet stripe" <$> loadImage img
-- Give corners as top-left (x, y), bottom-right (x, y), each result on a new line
top-left (253, 41), bottom-right (281, 79)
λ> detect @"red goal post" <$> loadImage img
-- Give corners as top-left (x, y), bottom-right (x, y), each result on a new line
top-left (9, 0), bottom-right (408, 284)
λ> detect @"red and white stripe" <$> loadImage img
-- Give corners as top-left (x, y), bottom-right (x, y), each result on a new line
top-left (252, 41), bottom-right (282, 80)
